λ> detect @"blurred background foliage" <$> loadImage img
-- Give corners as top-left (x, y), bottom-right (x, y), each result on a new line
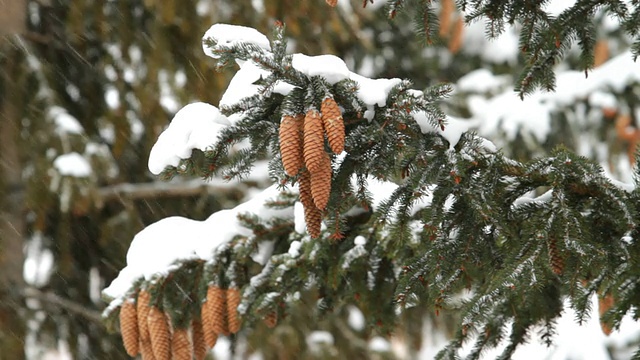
top-left (0, 0), bottom-right (637, 359)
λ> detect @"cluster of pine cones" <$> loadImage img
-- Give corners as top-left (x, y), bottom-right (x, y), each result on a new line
top-left (279, 97), bottom-right (345, 238)
top-left (119, 286), bottom-right (241, 359)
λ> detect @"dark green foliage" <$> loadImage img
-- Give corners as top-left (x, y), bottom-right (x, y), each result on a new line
top-left (381, 0), bottom-right (640, 97)
top-left (107, 23), bottom-right (640, 358)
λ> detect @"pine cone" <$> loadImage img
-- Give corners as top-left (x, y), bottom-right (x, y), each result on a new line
top-left (325, 0), bottom-right (338, 7)
top-left (191, 320), bottom-right (208, 360)
top-left (264, 311), bottom-right (278, 328)
top-left (303, 109), bottom-right (325, 173)
top-left (299, 170), bottom-right (322, 238)
top-left (204, 285), bottom-right (229, 337)
top-left (280, 114), bottom-right (304, 176)
top-left (547, 237), bottom-right (564, 275)
top-left (598, 293), bottom-right (615, 336)
top-left (119, 299), bottom-right (139, 357)
top-left (201, 286), bottom-right (220, 348)
top-left (171, 327), bottom-right (192, 360)
top-left (310, 152), bottom-right (332, 210)
top-left (321, 97), bottom-right (345, 154)
top-left (226, 287), bottom-right (242, 334)
top-left (147, 307), bottom-right (171, 360)
top-left (136, 290), bottom-right (156, 360)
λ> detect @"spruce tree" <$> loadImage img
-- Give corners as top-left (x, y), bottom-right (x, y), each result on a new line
top-left (102, 1), bottom-right (640, 359)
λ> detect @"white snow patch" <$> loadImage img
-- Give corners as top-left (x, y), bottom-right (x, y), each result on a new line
top-left (457, 69), bottom-right (509, 93)
top-left (23, 232), bottom-right (55, 288)
top-left (103, 184), bottom-right (294, 300)
top-left (369, 336), bottom-right (391, 352)
top-left (347, 305), bottom-right (365, 331)
top-left (49, 106), bottom-right (83, 135)
top-left (202, 23), bottom-right (271, 59)
top-left (148, 102), bottom-right (230, 175)
top-left (292, 53), bottom-right (350, 84)
top-left (53, 153), bottom-right (92, 177)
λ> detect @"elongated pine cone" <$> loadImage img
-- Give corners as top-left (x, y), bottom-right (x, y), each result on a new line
top-left (280, 114), bottom-right (304, 176)
top-left (321, 97), bottom-right (345, 154)
top-left (264, 311), bottom-right (278, 328)
top-left (120, 299), bottom-right (139, 356)
top-left (303, 109), bottom-right (325, 173)
top-left (547, 237), bottom-right (564, 275)
top-left (191, 320), bottom-right (208, 360)
top-left (171, 327), bottom-right (192, 360)
top-left (299, 171), bottom-right (322, 238)
top-left (148, 307), bottom-right (171, 360)
top-left (598, 293), bottom-right (615, 336)
top-left (137, 290), bottom-right (156, 359)
top-left (226, 287), bottom-right (242, 334)
top-left (200, 287), bottom-right (218, 348)
top-left (310, 152), bottom-right (332, 210)
top-left (203, 286), bottom-right (228, 339)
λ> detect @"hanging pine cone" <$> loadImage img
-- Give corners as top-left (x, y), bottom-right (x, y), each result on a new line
top-left (303, 109), bottom-right (325, 173)
top-left (321, 97), bottom-right (345, 154)
top-left (280, 114), bottom-right (305, 177)
top-left (310, 152), bottom-right (332, 210)
top-left (226, 287), bottom-right (242, 334)
top-left (547, 237), bottom-right (564, 275)
top-left (147, 307), bottom-right (171, 360)
top-left (200, 287), bottom-right (218, 348)
top-left (598, 293), bottom-right (615, 336)
top-left (191, 320), bottom-right (208, 360)
top-left (203, 285), bottom-right (228, 339)
top-left (171, 327), bottom-right (193, 360)
top-left (119, 299), bottom-right (139, 357)
top-left (264, 311), bottom-right (278, 328)
top-left (137, 290), bottom-right (156, 360)
top-left (299, 170), bottom-right (322, 238)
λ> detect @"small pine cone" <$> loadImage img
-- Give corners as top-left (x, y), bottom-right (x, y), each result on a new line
top-left (303, 109), bottom-right (325, 173)
top-left (201, 286), bottom-right (220, 348)
top-left (226, 287), bottom-right (242, 334)
top-left (137, 290), bottom-right (152, 341)
top-left (593, 40), bottom-right (609, 67)
top-left (280, 114), bottom-right (305, 176)
top-left (310, 152), bottom-right (332, 210)
top-left (147, 307), bottom-right (171, 360)
top-left (191, 320), bottom-right (208, 360)
top-left (299, 171), bottom-right (322, 238)
top-left (598, 293), bottom-right (615, 336)
top-left (321, 97), bottom-right (345, 154)
top-left (119, 299), bottom-right (139, 357)
top-left (547, 237), bottom-right (564, 275)
top-left (171, 327), bottom-right (193, 360)
top-left (448, 17), bottom-right (464, 54)
top-left (325, 0), bottom-right (338, 7)
top-left (207, 286), bottom-right (228, 336)
top-left (264, 311), bottom-right (278, 328)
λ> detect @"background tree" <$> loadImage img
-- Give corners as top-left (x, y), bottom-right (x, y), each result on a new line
top-left (2, 0), bottom-right (640, 359)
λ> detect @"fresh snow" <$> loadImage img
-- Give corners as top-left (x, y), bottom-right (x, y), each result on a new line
top-left (49, 106), bottom-right (83, 135)
top-left (147, 102), bottom-right (231, 175)
top-left (292, 53), bottom-right (351, 84)
top-left (103, 184), bottom-right (293, 300)
top-left (53, 152), bottom-right (92, 177)
top-left (202, 23), bottom-right (271, 59)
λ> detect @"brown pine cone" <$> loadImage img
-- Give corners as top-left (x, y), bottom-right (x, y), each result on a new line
top-left (119, 299), bottom-right (139, 357)
top-left (303, 109), bottom-right (325, 173)
top-left (280, 114), bottom-right (304, 176)
top-left (226, 287), bottom-right (242, 334)
top-left (598, 293), bottom-right (615, 336)
top-left (321, 97), bottom-right (345, 154)
top-left (264, 311), bottom-right (278, 328)
top-left (191, 320), bottom-right (208, 360)
top-left (171, 327), bottom-right (193, 360)
top-left (147, 307), bottom-right (171, 360)
top-left (299, 170), bottom-right (322, 238)
top-left (310, 152), bottom-right (332, 210)
top-left (136, 290), bottom-right (156, 359)
top-left (201, 286), bottom-right (220, 348)
top-left (208, 286), bottom-right (229, 336)
top-left (547, 237), bottom-right (564, 275)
